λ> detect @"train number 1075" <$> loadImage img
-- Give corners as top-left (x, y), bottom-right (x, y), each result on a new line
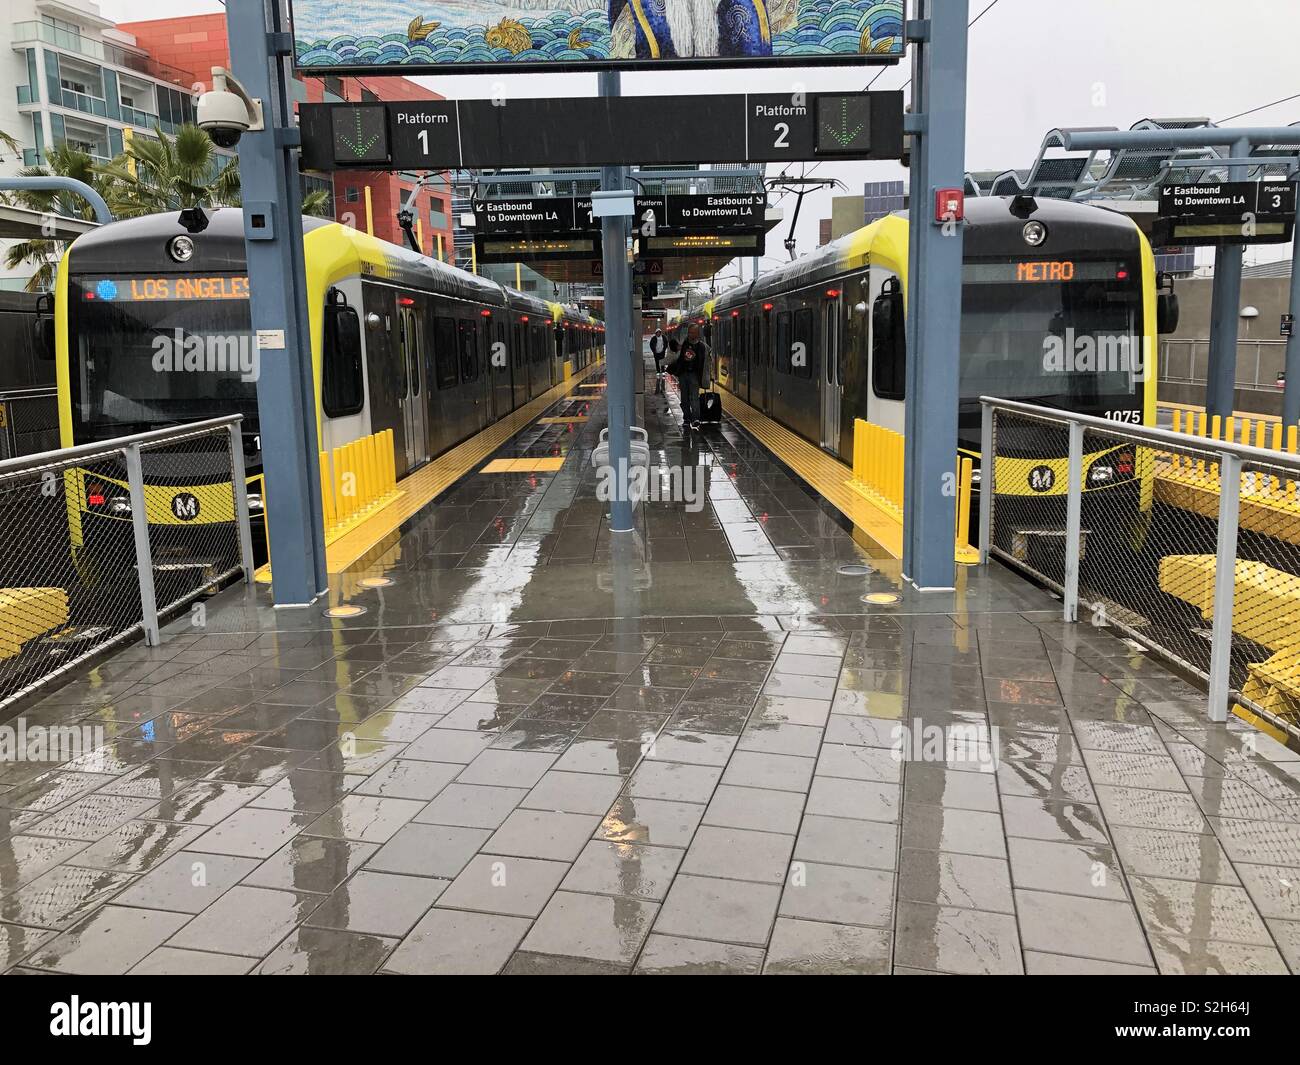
top-left (1104, 410), bottom-right (1143, 423)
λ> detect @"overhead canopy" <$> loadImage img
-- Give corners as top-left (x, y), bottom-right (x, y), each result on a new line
top-left (0, 204), bottom-right (99, 241)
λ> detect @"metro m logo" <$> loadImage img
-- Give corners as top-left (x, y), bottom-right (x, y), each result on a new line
top-left (171, 492), bottom-right (201, 520)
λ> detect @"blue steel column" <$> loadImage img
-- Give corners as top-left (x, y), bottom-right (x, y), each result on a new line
top-left (902, 0), bottom-right (968, 591)
top-left (1205, 136), bottom-right (1251, 420)
top-left (1284, 207), bottom-right (1300, 426)
top-left (227, 0), bottom-right (328, 605)
top-left (599, 70), bottom-right (635, 533)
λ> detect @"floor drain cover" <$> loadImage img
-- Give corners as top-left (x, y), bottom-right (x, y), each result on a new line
top-left (323, 604), bottom-right (367, 618)
top-left (837, 564), bottom-right (874, 576)
top-left (357, 576), bottom-right (394, 589)
top-left (861, 592), bottom-right (902, 605)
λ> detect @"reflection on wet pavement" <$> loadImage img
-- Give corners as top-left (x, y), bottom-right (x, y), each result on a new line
top-left (2, 357), bottom-right (1299, 975)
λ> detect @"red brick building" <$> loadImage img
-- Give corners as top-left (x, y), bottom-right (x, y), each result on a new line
top-left (119, 14), bottom-right (455, 258)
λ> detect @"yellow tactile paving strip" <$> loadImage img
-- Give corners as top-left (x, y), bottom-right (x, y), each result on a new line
top-left (537, 416), bottom-right (589, 424)
top-left (258, 360), bottom-right (605, 579)
top-left (481, 457), bottom-right (567, 473)
top-left (715, 386), bottom-right (900, 558)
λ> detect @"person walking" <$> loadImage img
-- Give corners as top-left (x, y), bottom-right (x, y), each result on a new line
top-left (649, 327), bottom-right (668, 376)
top-left (667, 322), bottom-right (712, 431)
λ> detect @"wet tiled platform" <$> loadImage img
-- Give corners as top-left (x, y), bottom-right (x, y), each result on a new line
top-left (3, 360), bottom-right (1300, 975)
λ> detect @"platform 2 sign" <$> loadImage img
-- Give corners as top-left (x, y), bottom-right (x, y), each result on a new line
top-left (1156, 180), bottom-right (1298, 246)
top-left (299, 92), bottom-right (904, 172)
top-left (287, 0), bottom-right (905, 76)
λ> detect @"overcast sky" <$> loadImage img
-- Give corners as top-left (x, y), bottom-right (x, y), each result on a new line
top-left (101, 0), bottom-right (1300, 267)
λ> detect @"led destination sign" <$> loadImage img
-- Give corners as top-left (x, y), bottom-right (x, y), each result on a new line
top-left (962, 261), bottom-right (1131, 284)
top-left (82, 277), bottom-right (251, 301)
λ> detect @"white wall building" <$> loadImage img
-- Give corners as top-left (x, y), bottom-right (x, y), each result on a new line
top-left (1, 0), bottom-right (199, 288)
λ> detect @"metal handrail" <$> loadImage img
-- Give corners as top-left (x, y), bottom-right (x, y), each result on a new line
top-left (0, 414), bottom-right (244, 479)
top-left (978, 395), bottom-right (1300, 472)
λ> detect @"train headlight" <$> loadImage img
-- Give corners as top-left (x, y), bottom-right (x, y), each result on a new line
top-left (1087, 463), bottom-right (1115, 486)
top-left (168, 235), bottom-right (196, 263)
top-left (1022, 221), bottom-right (1048, 247)
top-left (109, 495), bottom-right (132, 516)
top-left (247, 493), bottom-right (264, 512)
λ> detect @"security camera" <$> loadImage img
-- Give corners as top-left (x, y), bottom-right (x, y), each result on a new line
top-left (196, 67), bottom-right (264, 149)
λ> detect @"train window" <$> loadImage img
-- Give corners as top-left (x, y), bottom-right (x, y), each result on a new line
top-left (751, 318), bottom-right (762, 367)
top-left (775, 311), bottom-right (792, 374)
top-left (322, 304), bottom-right (364, 416)
top-left (792, 308), bottom-right (815, 380)
top-left (459, 320), bottom-right (479, 382)
top-left (872, 282), bottom-right (906, 400)
top-left (433, 316), bottom-right (458, 389)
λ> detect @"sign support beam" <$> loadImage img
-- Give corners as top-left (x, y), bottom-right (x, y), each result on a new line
top-left (902, 0), bottom-right (968, 593)
top-left (1206, 137), bottom-right (1250, 420)
top-left (1287, 228), bottom-right (1300, 427)
top-left (228, 0), bottom-right (327, 607)
top-left (598, 70), bottom-right (635, 534)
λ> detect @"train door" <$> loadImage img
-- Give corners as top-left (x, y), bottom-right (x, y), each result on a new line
top-left (751, 313), bottom-right (768, 410)
top-left (511, 322), bottom-right (528, 408)
top-left (820, 295), bottom-right (842, 454)
top-left (489, 319), bottom-right (512, 418)
top-left (398, 306), bottom-right (429, 470)
top-left (362, 285), bottom-right (408, 477)
top-left (838, 271), bottom-right (871, 457)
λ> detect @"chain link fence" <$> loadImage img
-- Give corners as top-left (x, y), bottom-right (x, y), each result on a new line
top-left (981, 396), bottom-right (1300, 738)
top-left (0, 415), bottom-right (253, 714)
top-left (0, 388), bottom-right (59, 460)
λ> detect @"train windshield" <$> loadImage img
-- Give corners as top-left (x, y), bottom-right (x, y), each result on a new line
top-left (960, 260), bottom-right (1142, 411)
top-left (69, 276), bottom-right (257, 441)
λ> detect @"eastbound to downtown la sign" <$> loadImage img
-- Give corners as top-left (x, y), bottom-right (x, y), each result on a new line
top-left (288, 0), bottom-right (905, 74)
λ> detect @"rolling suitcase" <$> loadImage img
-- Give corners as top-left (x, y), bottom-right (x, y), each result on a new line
top-left (698, 391), bottom-right (722, 424)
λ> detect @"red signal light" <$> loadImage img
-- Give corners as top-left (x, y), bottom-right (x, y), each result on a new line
top-left (731, 310), bottom-right (740, 317)
top-left (520, 315), bottom-right (529, 322)
top-left (398, 296), bottom-right (415, 306)
top-left (825, 288), bottom-right (840, 298)
top-left (762, 302), bottom-right (773, 311)
top-left (1115, 269), bottom-right (1129, 280)
top-left (480, 309), bottom-right (491, 317)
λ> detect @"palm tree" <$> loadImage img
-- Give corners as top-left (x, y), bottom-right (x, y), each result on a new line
top-left (96, 123), bottom-right (240, 217)
top-left (2, 143), bottom-right (111, 291)
top-left (98, 123), bottom-right (332, 218)
top-left (0, 128), bottom-right (20, 160)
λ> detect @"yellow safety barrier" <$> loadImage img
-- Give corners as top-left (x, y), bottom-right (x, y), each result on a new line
top-left (1158, 554), bottom-right (1300, 724)
top-left (1159, 409), bottom-right (1300, 544)
top-left (0, 587), bottom-right (69, 659)
top-left (844, 419), bottom-right (978, 564)
top-left (848, 418), bottom-right (904, 519)
top-left (319, 428), bottom-right (402, 546)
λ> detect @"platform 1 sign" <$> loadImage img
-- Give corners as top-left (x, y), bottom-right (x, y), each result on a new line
top-left (1157, 180), bottom-right (1298, 246)
top-left (288, 1), bottom-right (905, 76)
top-left (299, 92), bottom-right (904, 172)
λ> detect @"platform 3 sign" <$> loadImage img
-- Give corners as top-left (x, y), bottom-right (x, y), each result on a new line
top-left (287, 1), bottom-right (904, 76)
top-left (300, 92), bottom-right (905, 171)
top-left (1156, 180), bottom-right (1297, 246)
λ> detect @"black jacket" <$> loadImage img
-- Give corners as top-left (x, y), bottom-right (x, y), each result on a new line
top-left (667, 339), bottom-right (711, 386)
